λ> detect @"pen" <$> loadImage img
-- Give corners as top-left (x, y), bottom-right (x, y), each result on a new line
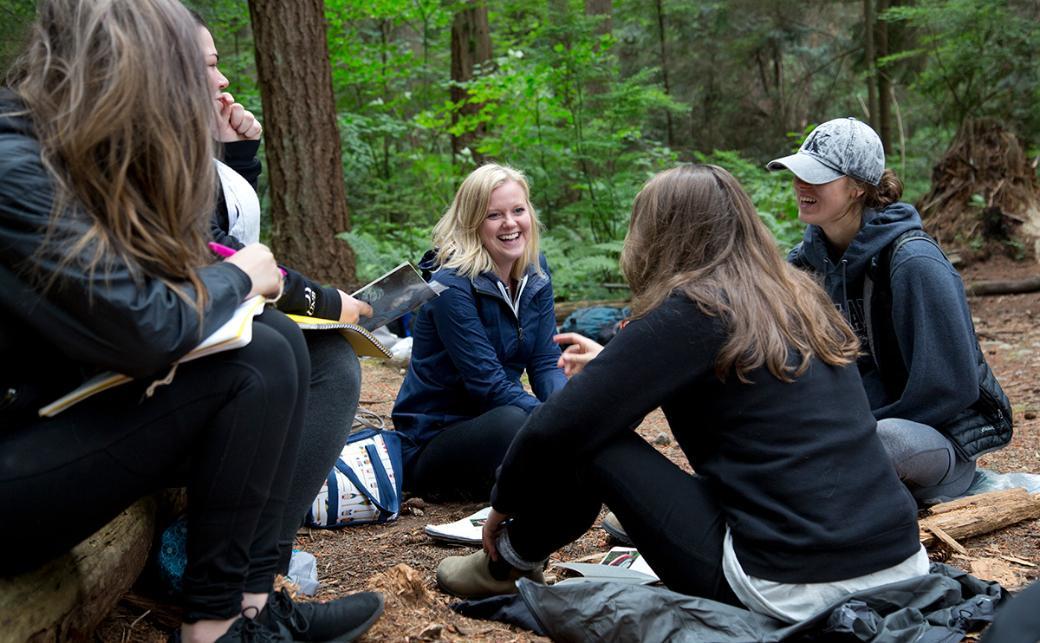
top-left (208, 242), bottom-right (287, 276)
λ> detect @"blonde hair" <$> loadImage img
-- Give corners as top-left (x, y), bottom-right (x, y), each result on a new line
top-left (620, 164), bottom-right (859, 382)
top-left (432, 164), bottom-right (542, 281)
top-left (7, 0), bottom-right (216, 310)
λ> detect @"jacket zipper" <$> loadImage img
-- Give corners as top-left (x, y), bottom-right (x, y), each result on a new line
top-left (495, 275), bottom-right (529, 342)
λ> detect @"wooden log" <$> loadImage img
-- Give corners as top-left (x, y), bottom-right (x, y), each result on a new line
top-left (919, 489), bottom-right (1040, 548)
top-left (966, 276), bottom-right (1040, 297)
top-left (0, 497), bottom-right (156, 642)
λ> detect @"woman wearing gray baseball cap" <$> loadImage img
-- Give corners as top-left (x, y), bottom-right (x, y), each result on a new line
top-left (768, 117), bottom-right (1012, 505)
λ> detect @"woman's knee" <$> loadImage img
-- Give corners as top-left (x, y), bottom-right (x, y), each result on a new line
top-left (484, 405), bottom-right (530, 444)
top-left (307, 333), bottom-right (361, 395)
top-left (255, 309), bottom-right (311, 377)
top-left (231, 321), bottom-right (306, 407)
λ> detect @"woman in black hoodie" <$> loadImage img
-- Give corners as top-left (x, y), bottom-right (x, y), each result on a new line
top-left (770, 117), bottom-right (1011, 504)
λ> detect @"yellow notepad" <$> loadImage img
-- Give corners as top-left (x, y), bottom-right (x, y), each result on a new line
top-left (286, 314), bottom-right (393, 359)
top-left (39, 296), bottom-right (266, 417)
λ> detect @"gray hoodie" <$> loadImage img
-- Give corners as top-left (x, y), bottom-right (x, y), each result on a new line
top-left (788, 202), bottom-right (980, 428)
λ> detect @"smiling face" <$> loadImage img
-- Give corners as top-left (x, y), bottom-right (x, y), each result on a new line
top-left (793, 176), bottom-right (863, 227)
top-left (197, 27), bottom-right (228, 103)
top-left (478, 179), bottom-right (532, 282)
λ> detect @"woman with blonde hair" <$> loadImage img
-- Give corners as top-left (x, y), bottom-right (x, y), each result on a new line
top-left (437, 165), bottom-right (926, 623)
top-left (0, 1), bottom-right (380, 641)
top-left (392, 163), bottom-right (566, 501)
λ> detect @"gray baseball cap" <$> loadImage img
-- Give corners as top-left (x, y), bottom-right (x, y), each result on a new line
top-left (767, 117), bottom-right (885, 186)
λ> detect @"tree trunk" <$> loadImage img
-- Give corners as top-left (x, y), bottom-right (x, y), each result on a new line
top-left (585, 0), bottom-right (612, 34)
top-left (654, 0), bottom-right (674, 147)
top-left (0, 498), bottom-right (156, 641)
top-left (876, 0), bottom-right (893, 154)
top-left (450, 1), bottom-right (492, 163)
top-left (863, 0), bottom-right (878, 128)
top-left (247, 0), bottom-right (357, 287)
top-left (584, 0), bottom-right (612, 97)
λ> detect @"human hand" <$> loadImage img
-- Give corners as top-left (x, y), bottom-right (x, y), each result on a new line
top-left (337, 290), bottom-right (373, 324)
top-left (482, 508), bottom-right (510, 561)
top-left (225, 243), bottom-right (282, 300)
top-left (215, 92), bottom-right (262, 142)
top-left (553, 332), bottom-right (604, 377)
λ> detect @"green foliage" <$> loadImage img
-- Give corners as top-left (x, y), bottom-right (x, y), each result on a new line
top-left (0, 0), bottom-right (35, 72)
top-left (143, 0), bottom-right (1037, 302)
top-left (883, 0), bottom-right (1040, 142)
top-left (541, 234), bottom-right (627, 301)
top-left (694, 150), bottom-right (804, 251)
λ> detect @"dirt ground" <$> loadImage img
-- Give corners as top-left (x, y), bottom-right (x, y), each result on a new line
top-left (97, 256), bottom-right (1040, 642)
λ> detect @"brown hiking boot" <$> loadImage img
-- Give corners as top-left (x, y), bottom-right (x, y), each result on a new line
top-left (436, 550), bottom-right (544, 599)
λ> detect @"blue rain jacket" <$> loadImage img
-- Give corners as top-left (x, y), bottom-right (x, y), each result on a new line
top-left (392, 253), bottom-right (567, 469)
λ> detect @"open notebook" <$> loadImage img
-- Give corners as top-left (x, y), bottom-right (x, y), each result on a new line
top-left (38, 295), bottom-right (266, 417)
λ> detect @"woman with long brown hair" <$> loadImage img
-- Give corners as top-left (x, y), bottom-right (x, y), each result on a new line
top-left (0, 1), bottom-right (380, 641)
top-left (436, 164), bottom-right (926, 622)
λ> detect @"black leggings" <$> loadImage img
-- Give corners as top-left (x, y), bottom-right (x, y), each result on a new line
top-left (407, 405), bottom-right (528, 502)
top-left (502, 431), bottom-right (741, 604)
top-left (0, 310), bottom-right (309, 622)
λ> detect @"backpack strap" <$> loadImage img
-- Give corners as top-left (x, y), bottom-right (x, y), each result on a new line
top-left (862, 229), bottom-right (940, 372)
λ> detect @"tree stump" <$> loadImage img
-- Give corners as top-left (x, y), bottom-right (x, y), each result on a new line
top-left (917, 118), bottom-right (1040, 261)
top-left (0, 497), bottom-right (156, 642)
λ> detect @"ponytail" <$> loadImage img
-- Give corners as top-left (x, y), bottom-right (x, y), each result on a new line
top-left (857, 169), bottom-right (903, 209)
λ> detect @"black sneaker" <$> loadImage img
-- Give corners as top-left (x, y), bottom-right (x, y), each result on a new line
top-left (168, 608), bottom-right (294, 642)
top-left (257, 588), bottom-right (384, 642)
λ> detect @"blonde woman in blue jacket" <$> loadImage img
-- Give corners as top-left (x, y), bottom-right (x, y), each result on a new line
top-left (392, 164), bottom-right (567, 501)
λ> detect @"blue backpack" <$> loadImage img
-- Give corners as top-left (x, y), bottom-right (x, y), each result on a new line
top-left (559, 306), bottom-right (629, 345)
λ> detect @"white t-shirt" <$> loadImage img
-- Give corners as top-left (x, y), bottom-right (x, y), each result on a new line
top-left (215, 159), bottom-right (261, 245)
top-left (722, 528), bottom-right (931, 623)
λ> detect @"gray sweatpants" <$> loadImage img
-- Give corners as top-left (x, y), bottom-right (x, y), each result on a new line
top-left (277, 332), bottom-right (361, 571)
top-left (876, 417), bottom-right (976, 505)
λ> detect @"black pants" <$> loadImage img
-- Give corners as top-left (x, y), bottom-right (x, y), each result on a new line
top-left (407, 405), bottom-right (528, 502)
top-left (503, 431), bottom-right (741, 604)
top-left (0, 310), bottom-right (309, 622)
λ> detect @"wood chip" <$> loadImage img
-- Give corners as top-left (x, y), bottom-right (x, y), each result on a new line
top-left (1000, 555), bottom-right (1037, 568)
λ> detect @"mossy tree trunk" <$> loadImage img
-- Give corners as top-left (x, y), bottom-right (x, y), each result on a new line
top-left (247, 0), bottom-right (357, 287)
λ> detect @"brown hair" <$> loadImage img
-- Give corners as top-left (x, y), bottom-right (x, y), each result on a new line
top-left (855, 168), bottom-right (903, 209)
top-left (620, 164), bottom-right (859, 382)
top-left (7, 0), bottom-right (216, 309)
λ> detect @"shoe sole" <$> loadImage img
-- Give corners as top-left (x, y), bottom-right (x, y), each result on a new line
top-left (329, 594), bottom-right (385, 643)
top-left (601, 520), bottom-right (633, 545)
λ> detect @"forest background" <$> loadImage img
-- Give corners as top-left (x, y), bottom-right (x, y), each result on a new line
top-left (2, 0), bottom-right (1038, 300)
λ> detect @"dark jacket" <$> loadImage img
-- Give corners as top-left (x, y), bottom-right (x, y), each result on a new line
top-left (492, 295), bottom-right (922, 583)
top-left (392, 253), bottom-right (567, 468)
top-left (210, 140), bottom-right (342, 320)
top-left (0, 93), bottom-right (252, 421)
top-left (788, 203), bottom-right (1011, 457)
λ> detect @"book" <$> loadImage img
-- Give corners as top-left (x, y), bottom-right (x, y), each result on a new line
top-left (553, 547), bottom-right (660, 586)
top-left (423, 506), bottom-right (490, 546)
top-left (39, 295), bottom-right (267, 417)
top-left (285, 315), bottom-right (393, 359)
top-left (351, 262), bottom-right (443, 332)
